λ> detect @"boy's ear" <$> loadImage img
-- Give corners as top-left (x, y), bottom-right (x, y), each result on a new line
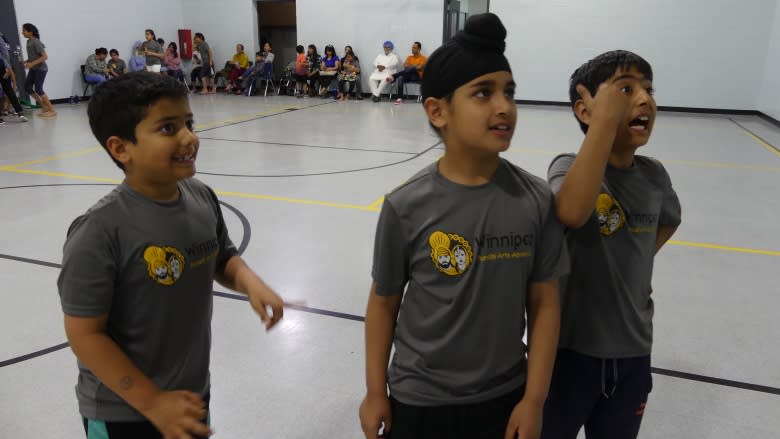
top-left (106, 136), bottom-right (132, 167)
top-left (424, 97), bottom-right (448, 131)
top-left (573, 99), bottom-right (591, 128)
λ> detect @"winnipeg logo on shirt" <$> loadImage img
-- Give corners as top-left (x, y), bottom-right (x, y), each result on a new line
top-left (143, 245), bottom-right (185, 286)
top-left (596, 193), bottom-right (626, 236)
top-left (428, 231), bottom-right (473, 276)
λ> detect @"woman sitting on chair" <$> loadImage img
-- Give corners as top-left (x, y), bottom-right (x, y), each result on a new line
top-left (318, 44), bottom-right (340, 98)
top-left (337, 52), bottom-right (360, 101)
top-left (225, 43), bottom-right (249, 93)
top-left (163, 42), bottom-right (183, 80)
top-left (84, 47), bottom-right (109, 84)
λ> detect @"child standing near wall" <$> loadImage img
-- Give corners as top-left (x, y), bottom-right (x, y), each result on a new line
top-left (22, 23), bottom-right (55, 117)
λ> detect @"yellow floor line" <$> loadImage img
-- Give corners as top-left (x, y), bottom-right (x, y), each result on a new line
top-left (1, 146), bottom-right (103, 170)
top-left (1, 168), bottom-right (122, 183)
top-left (1, 169), bottom-right (778, 253)
top-left (743, 130), bottom-right (780, 158)
top-left (668, 240), bottom-right (780, 256)
top-left (367, 196), bottom-right (385, 209)
top-left (0, 166), bottom-right (380, 212)
top-left (214, 190), bottom-right (380, 212)
top-left (502, 148), bottom-right (780, 172)
top-left (193, 105), bottom-right (304, 130)
top-left (659, 159), bottom-right (780, 172)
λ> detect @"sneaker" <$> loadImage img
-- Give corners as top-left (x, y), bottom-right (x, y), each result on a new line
top-left (394, 98), bottom-right (402, 105)
top-left (15, 113), bottom-right (28, 122)
top-left (0, 119), bottom-right (5, 125)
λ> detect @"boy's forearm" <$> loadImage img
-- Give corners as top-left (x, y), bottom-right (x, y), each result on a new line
top-left (67, 329), bottom-right (160, 413)
top-left (555, 120), bottom-right (618, 228)
top-left (524, 280), bottom-right (561, 404)
top-left (216, 255), bottom-right (261, 294)
top-left (655, 224), bottom-right (678, 254)
top-left (365, 286), bottom-right (401, 396)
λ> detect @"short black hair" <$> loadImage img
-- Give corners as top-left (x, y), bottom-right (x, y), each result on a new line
top-left (109, 49), bottom-right (119, 56)
top-left (255, 51), bottom-right (263, 57)
top-left (22, 23), bottom-right (40, 39)
top-left (296, 45), bottom-right (304, 54)
top-left (194, 32), bottom-right (205, 41)
top-left (95, 47), bottom-right (108, 56)
top-left (569, 50), bottom-right (653, 133)
top-left (88, 72), bottom-right (189, 170)
top-left (414, 41), bottom-right (422, 49)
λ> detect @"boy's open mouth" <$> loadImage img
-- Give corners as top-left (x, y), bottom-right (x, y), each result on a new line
top-left (628, 116), bottom-right (649, 131)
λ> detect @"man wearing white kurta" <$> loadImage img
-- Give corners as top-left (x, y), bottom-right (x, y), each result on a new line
top-left (369, 41), bottom-right (401, 102)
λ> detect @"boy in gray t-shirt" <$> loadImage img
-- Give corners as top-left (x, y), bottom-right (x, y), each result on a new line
top-left (360, 14), bottom-right (568, 439)
top-left (58, 72), bottom-right (286, 438)
top-left (541, 51), bottom-right (682, 439)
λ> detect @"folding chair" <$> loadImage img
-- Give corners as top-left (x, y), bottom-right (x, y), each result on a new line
top-left (247, 63), bottom-right (277, 97)
top-left (81, 65), bottom-right (95, 97)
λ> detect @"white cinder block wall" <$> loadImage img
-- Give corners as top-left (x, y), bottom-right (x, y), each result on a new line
top-left (295, 0), bottom-right (443, 94)
top-left (490, 0), bottom-right (777, 110)
top-left (14, 0), bottom-right (185, 100)
top-left (759, 1), bottom-right (780, 120)
top-left (10, 0), bottom-right (780, 118)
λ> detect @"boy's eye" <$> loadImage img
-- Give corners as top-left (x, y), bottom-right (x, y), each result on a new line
top-left (475, 89), bottom-right (490, 98)
top-left (505, 88), bottom-right (516, 98)
top-left (621, 86), bottom-right (632, 94)
top-left (160, 124), bottom-right (175, 134)
top-left (646, 87), bottom-right (655, 96)
top-left (186, 120), bottom-right (195, 131)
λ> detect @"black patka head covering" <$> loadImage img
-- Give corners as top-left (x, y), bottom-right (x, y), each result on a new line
top-left (422, 13), bottom-right (511, 100)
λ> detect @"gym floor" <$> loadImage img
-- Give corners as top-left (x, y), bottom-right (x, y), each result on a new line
top-left (1, 94), bottom-right (778, 438)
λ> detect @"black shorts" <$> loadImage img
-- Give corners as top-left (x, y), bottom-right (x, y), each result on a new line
top-left (387, 387), bottom-right (525, 439)
top-left (82, 393), bottom-right (210, 439)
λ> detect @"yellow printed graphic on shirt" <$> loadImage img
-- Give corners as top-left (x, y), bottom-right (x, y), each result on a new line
top-left (596, 193), bottom-right (626, 236)
top-left (428, 231), bottom-right (473, 276)
top-left (143, 245), bottom-right (186, 286)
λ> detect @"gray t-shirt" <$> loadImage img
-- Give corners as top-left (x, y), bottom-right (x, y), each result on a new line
top-left (548, 154), bottom-right (682, 358)
top-left (84, 53), bottom-right (107, 75)
top-left (372, 159), bottom-right (569, 406)
top-left (142, 40), bottom-right (162, 66)
top-left (57, 178), bottom-right (238, 421)
top-left (26, 38), bottom-right (47, 71)
top-left (108, 58), bottom-right (126, 75)
top-left (197, 41), bottom-right (211, 67)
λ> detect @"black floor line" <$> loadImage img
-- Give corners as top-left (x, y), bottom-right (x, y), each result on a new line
top-left (0, 342), bottom-right (71, 368)
top-left (2, 252), bottom-right (779, 396)
top-left (197, 137), bottom-right (417, 156)
top-left (197, 141), bottom-right (442, 178)
top-left (728, 117), bottom-right (780, 154)
top-left (0, 183), bottom-right (252, 258)
top-left (194, 101), bottom-right (335, 134)
top-left (218, 200), bottom-right (252, 255)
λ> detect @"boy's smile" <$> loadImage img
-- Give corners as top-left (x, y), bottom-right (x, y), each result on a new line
top-left (113, 96), bottom-right (199, 200)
